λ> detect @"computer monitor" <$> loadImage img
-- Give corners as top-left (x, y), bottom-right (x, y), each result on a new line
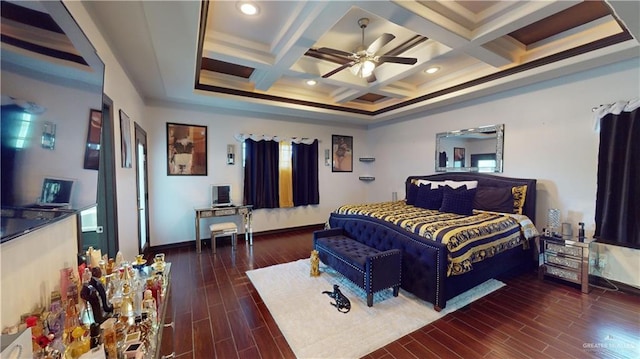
top-left (211, 184), bottom-right (232, 207)
top-left (39, 177), bottom-right (74, 206)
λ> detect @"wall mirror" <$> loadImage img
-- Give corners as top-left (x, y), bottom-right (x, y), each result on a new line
top-left (1, 0), bottom-right (105, 242)
top-left (435, 124), bottom-right (504, 173)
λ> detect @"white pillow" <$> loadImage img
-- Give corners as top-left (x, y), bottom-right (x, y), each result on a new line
top-left (444, 180), bottom-right (478, 189)
top-left (415, 180), bottom-right (447, 188)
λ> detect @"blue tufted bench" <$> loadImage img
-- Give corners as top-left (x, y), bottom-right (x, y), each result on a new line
top-left (313, 228), bottom-right (402, 307)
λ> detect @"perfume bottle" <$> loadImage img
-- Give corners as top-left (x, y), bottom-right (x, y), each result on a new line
top-left (101, 318), bottom-right (118, 359)
top-left (64, 326), bottom-right (90, 359)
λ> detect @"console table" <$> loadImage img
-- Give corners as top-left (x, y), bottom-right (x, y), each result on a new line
top-left (194, 205), bottom-right (253, 253)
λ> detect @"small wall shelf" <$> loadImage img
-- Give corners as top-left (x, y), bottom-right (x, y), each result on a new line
top-left (359, 157), bottom-right (375, 181)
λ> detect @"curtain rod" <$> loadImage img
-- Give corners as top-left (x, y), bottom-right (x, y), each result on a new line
top-left (234, 133), bottom-right (319, 144)
top-left (592, 103), bottom-right (613, 112)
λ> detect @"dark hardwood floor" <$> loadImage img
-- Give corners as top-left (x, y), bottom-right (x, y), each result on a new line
top-left (154, 228), bottom-right (640, 359)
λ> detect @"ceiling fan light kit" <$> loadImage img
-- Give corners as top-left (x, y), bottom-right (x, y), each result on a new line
top-left (320, 17), bottom-right (418, 81)
top-left (350, 59), bottom-right (376, 78)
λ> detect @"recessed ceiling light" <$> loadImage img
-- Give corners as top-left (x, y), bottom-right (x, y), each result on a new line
top-left (306, 79), bottom-right (317, 86)
top-left (425, 67), bottom-right (440, 74)
top-left (237, 2), bottom-right (259, 16)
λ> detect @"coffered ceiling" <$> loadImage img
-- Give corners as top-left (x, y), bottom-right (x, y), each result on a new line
top-left (81, 1), bottom-right (639, 126)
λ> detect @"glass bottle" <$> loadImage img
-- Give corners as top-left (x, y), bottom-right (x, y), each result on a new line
top-left (101, 318), bottom-right (118, 359)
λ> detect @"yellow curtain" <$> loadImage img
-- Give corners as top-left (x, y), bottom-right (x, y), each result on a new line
top-left (279, 141), bottom-right (294, 208)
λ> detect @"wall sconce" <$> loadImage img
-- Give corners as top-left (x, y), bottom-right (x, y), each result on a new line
top-left (324, 149), bottom-right (331, 166)
top-left (227, 144), bottom-right (235, 165)
top-left (41, 121), bottom-right (56, 150)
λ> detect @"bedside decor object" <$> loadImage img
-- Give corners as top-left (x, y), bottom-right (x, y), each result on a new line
top-left (562, 222), bottom-right (573, 239)
top-left (547, 208), bottom-right (560, 237)
top-left (578, 222), bottom-right (586, 242)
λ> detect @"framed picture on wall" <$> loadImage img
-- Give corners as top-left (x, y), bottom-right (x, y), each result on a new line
top-left (454, 147), bottom-right (465, 168)
top-left (83, 109), bottom-right (102, 170)
top-left (167, 122), bottom-right (207, 176)
top-left (332, 135), bottom-right (353, 172)
top-left (119, 110), bottom-right (132, 168)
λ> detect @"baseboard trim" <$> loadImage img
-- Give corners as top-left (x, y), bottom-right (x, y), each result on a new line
top-left (589, 274), bottom-right (640, 296)
top-left (148, 223), bottom-right (325, 253)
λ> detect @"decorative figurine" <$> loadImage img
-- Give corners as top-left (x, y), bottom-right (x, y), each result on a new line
top-left (90, 266), bottom-right (113, 314)
top-left (310, 250), bottom-right (320, 277)
top-left (80, 268), bottom-right (107, 324)
top-left (322, 285), bottom-right (351, 313)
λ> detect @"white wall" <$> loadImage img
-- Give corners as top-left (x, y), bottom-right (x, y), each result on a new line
top-left (66, 1), bottom-right (148, 260)
top-left (367, 58), bottom-right (640, 288)
top-left (145, 105), bottom-right (369, 246)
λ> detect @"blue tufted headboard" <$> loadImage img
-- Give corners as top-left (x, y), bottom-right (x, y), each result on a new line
top-left (405, 173), bottom-right (537, 224)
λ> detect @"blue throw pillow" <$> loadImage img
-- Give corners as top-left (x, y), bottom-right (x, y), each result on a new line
top-left (440, 185), bottom-right (477, 215)
top-left (406, 183), bottom-right (420, 205)
top-left (415, 184), bottom-right (444, 210)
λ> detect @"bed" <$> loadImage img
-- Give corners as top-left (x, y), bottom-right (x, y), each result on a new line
top-left (326, 173), bottom-right (538, 311)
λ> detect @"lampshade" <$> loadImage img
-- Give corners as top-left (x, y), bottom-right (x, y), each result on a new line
top-left (350, 59), bottom-right (375, 78)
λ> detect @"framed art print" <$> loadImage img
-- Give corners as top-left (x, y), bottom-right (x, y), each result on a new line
top-left (167, 122), bottom-right (207, 175)
top-left (332, 135), bottom-right (353, 172)
top-left (83, 109), bottom-right (102, 170)
top-left (119, 110), bottom-right (132, 168)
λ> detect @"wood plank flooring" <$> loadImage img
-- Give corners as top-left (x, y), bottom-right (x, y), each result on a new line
top-left (153, 227), bottom-right (640, 359)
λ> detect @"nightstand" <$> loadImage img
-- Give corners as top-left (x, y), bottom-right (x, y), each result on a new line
top-left (538, 236), bottom-right (590, 293)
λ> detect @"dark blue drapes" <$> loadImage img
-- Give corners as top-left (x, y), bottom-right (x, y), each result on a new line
top-left (594, 108), bottom-right (639, 248)
top-left (243, 139), bottom-right (279, 209)
top-left (292, 139), bottom-right (319, 206)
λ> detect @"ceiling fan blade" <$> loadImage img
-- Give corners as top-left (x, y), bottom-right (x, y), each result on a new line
top-left (367, 33), bottom-right (395, 54)
top-left (317, 47), bottom-right (354, 58)
top-left (322, 61), bottom-right (355, 78)
top-left (377, 56), bottom-right (417, 65)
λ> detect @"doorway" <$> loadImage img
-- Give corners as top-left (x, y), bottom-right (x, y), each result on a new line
top-left (135, 123), bottom-right (150, 253)
top-left (80, 95), bottom-right (119, 257)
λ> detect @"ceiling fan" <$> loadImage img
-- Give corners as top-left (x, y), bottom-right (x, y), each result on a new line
top-left (318, 18), bottom-right (417, 82)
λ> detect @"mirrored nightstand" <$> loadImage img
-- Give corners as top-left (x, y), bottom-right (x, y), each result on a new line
top-left (538, 236), bottom-right (590, 293)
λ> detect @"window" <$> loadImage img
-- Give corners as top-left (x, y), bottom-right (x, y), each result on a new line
top-left (242, 138), bottom-right (318, 208)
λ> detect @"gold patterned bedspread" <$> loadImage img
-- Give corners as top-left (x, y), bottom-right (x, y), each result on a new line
top-left (334, 201), bottom-right (538, 276)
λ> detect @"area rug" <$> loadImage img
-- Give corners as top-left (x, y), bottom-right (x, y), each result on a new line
top-left (246, 259), bottom-right (505, 359)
